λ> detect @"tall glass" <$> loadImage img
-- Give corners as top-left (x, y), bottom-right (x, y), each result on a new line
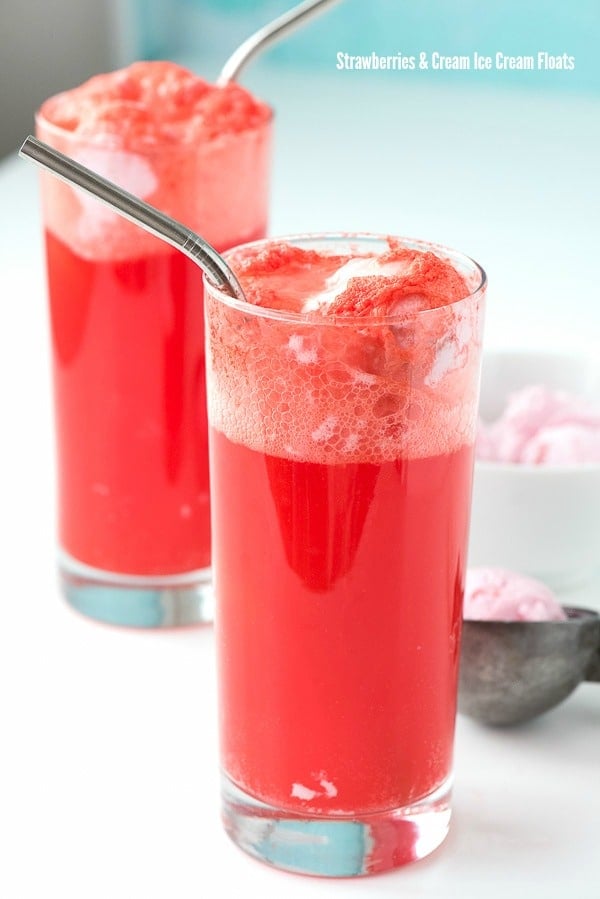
top-left (36, 91), bottom-right (272, 627)
top-left (205, 235), bottom-right (486, 876)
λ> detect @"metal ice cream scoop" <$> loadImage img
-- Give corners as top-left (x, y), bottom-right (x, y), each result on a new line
top-left (459, 607), bottom-right (600, 726)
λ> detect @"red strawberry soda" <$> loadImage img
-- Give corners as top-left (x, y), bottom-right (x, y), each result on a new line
top-left (205, 236), bottom-right (486, 874)
top-left (36, 62), bottom-right (271, 625)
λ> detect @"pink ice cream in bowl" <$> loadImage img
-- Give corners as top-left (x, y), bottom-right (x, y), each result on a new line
top-left (459, 567), bottom-right (600, 726)
top-left (468, 350), bottom-right (600, 595)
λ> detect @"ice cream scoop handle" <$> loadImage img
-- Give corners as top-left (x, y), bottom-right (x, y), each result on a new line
top-left (584, 643), bottom-right (600, 682)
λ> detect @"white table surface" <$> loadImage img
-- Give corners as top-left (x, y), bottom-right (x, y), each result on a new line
top-left (1, 72), bottom-right (599, 898)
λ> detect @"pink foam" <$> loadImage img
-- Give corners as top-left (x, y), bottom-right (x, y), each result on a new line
top-left (229, 240), bottom-right (470, 315)
top-left (36, 61), bottom-right (272, 260)
top-left (208, 239), bottom-right (485, 463)
top-left (39, 61), bottom-right (271, 145)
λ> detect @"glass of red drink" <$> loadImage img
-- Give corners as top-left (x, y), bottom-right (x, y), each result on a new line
top-left (35, 62), bottom-right (272, 627)
top-left (205, 234), bottom-right (486, 876)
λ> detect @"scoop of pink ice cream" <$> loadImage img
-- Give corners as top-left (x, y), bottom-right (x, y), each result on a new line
top-left (477, 385), bottom-right (600, 465)
top-left (519, 423), bottom-right (600, 465)
top-left (464, 567), bottom-right (567, 621)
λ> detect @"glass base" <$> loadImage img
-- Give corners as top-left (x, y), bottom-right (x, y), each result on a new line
top-left (221, 773), bottom-right (452, 877)
top-left (58, 550), bottom-right (213, 628)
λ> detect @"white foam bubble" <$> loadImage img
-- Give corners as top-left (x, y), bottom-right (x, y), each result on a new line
top-left (207, 289), bottom-right (484, 464)
top-left (426, 338), bottom-right (461, 386)
top-left (352, 371), bottom-right (377, 386)
top-left (311, 416), bottom-right (338, 443)
top-left (287, 334), bottom-right (318, 364)
top-left (425, 305), bottom-right (475, 387)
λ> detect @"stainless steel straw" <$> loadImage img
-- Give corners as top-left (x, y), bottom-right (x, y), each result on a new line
top-left (19, 135), bottom-right (245, 300)
top-left (218, 0), bottom-right (341, 85)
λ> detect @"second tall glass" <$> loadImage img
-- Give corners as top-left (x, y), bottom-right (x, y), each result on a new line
top-left (36, 64), bottom-right (272, 626)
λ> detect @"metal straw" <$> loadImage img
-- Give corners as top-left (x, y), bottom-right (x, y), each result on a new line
top-left (19, 135), bottom-right (245, 301)
top-left (218, 0), bottom-right (342, 85)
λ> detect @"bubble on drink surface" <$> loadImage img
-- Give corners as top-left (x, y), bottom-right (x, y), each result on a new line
top-left (208, 240), bottom-right (485, 464)
top-left (352, 371), bottom-right (377, 385)
top-left (344, 433), bottom-right (360, 452)
top-left (311, 416), bottom-right (339, 443)
top-left (287, 334), bottom-right (319, 364)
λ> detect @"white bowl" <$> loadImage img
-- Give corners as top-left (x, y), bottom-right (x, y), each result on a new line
top-left (468, 351), bottom-right (600, 592)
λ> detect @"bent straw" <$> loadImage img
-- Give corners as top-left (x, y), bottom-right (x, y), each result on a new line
top-left (19, 135), bottom-right (245, 301)
top-left (218, 0), bottom-right (342, 85)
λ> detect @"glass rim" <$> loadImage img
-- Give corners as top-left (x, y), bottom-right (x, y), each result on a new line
top-left (204, 232), bottom-right (487, 325)
top-left (34, 103), bottom-right (274, 153)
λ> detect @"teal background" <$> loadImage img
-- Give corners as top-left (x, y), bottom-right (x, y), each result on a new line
top-left (122, 0), bottom-right (600, 94)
